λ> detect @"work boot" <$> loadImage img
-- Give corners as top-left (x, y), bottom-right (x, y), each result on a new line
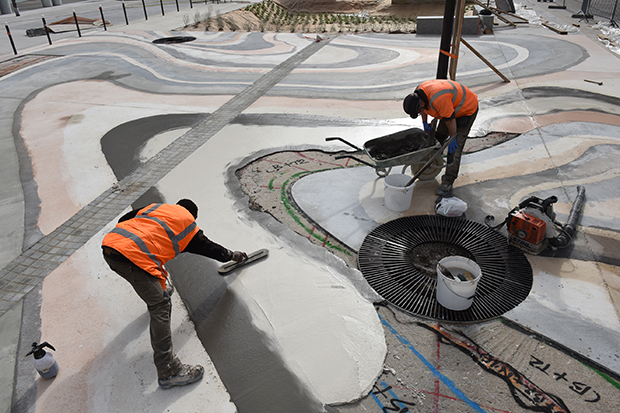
top-left (435, 183), bottom-right (453, 197)
top-left (158, 364), bottom-right (204, 389)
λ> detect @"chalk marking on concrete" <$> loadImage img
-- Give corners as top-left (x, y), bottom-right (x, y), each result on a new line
top-left (380, 314), bottom-right (487, 413)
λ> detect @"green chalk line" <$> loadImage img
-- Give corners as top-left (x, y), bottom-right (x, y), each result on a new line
top-left (280, 170), bottom-right (351, 256)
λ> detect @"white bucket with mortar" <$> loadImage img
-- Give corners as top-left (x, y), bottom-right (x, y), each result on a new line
top-left (384, 174), bottom-right (415, 212)
top-left (436, 256), bottom-right (482, 311)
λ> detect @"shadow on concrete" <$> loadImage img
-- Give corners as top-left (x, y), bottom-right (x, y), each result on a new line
top-left (168, 253), bottom-right (325, 413)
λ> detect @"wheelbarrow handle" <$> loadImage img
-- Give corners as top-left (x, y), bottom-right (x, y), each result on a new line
top-left (335, 155), bottom-right (375, 168)
top-left (325, 137), bottom-right (363, 151)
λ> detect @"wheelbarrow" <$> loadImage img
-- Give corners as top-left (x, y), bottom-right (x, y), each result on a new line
top-left (326, 127), bottom-right (445, 179)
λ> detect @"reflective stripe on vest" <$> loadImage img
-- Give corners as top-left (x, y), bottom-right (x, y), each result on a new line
top-left (110, 226), bottom-right (167, 275)
top-left (427, 80), bottom-right (468, 117)
top-left (135, 204), bottom-right (197, 256)
top-left (103, 204), bottom-right (198, 280)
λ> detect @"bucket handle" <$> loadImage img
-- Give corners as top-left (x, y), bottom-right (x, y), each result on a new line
top-left (440, 276), bottom-right (476, 300)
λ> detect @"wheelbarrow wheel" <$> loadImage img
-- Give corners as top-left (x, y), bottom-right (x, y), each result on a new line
top-left (402, 155), bottom-right (444, 181)
top-left (375, 167), bottom-right (392, 177)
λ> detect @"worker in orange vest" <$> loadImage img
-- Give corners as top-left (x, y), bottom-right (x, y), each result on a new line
top-left (102, 199), bottom-right (246, 389)
top-left (403, 79), bottom-right (479, 197)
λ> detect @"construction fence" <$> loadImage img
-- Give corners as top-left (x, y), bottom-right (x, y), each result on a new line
top-left (579, 0), bottom-right (619, 23)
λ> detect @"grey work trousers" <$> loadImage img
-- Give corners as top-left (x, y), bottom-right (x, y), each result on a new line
top-left (435, 108), bottom-right (478, 186)
top-left (103, 249), bottom-right (182, 379)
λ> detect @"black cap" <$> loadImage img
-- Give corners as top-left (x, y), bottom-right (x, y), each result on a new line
top-left (403, 93), bottom-right (421, 119)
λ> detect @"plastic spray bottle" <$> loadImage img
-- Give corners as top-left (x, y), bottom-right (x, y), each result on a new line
top-left (25, 342), bottom-right (59, 379)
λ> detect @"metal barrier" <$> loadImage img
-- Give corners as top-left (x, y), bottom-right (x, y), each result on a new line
top-left (3, 0), bottom-right (201, 55)
top-left (576, 0), bottom-right (619, 24)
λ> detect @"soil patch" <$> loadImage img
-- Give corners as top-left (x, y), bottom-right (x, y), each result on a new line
top-left (178, 0), bottom-right (455, 33)
top-left (366, 129), bottom-right (435, 161)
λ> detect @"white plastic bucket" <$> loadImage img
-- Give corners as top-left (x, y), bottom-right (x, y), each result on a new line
top-left (384, 174), bottom-right (415, 212)
top-left (436, 256), bottom-right (482, 311)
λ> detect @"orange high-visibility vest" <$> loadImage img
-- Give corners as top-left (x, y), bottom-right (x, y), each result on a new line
top-left (102, 204), bottom-right (199, 289)
top-left (417, 80), bottom-right (478, 120)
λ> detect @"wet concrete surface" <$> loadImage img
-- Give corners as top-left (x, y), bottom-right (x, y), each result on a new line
top-left (167, 254), bottom-right (325, 413)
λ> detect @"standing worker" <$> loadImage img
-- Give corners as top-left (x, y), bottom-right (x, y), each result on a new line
top-left (403, 79), bottom-right (479, 197)
top-left (102, 199), bottom-right (247, 389)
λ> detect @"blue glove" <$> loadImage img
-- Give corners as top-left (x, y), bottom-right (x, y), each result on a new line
top-left (448, 136), bottom-right (458, 154)
top-left (422, 120), bottom-right (432, 134)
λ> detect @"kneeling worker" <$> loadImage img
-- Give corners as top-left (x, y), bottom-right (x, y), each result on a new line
top-left (403, 79), bottom-right (479, 197)
top-left (102, 199), bottom-right (246, 389)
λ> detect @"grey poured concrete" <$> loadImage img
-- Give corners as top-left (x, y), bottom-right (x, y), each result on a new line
top-left (292, 166), bottom-right (383, 251)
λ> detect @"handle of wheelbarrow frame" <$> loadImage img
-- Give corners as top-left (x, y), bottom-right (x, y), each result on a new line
top-left (335, 155), bottom-right (376, 168)
top-left (405, 134), bottom-right (458, 187)
top-left (325, 137), bottom-right (363, 151)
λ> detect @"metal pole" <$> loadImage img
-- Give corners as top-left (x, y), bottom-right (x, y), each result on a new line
top-left (175, 0), bottom-right (179, 12)
top-left (5, 23), bottom-right (17, 55)
top-left (449, 0), bottom-right (466, 80)
top-left (160, 0), bottom-right (165, 16)
top-left (10, 0), bottom-right (19, 17)
top-left (572, 0), bottom-right (593, 19)
top-left (73, 10), bottom-right (82, 37)
top-left (142, 0), bottom-right (148, 20)
top-left (122, 1), bottom-right (129, 25)
top-left (99, 5), bottom-right (107, 31)
top-left (42, 15), bottom-right (52, 45)
top-left (437, 0), bottom-right (456, 79)
top-left (548, 0), bottom-right (566, 9)
top-left (190, 0), bottom-right (193, 9)
top-left (461, 39), bottom-right (510, 83)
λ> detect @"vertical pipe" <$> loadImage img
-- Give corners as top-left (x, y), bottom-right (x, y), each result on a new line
top-left (437, 0), bottom-right (456, 80)
top-left (122, 1), bottom-right (129, 25)
top-left (99, 5), bottom-right (107, 31)
top-left (11, 0), bottom-right (20, 17)
top-left (160, 0), bottom-right (165, 16)
top-left (42, 15), bottom-right (52, 45)
top-left (449, 0), bottom-right (466, 80)
top-left (190, 0), bottom-right (193, 9)
top-left (73, 10), bottom-right (82, 37)
top-left (175, 0), bottom-right (179, 12)
top-left (5, 23), bottom-right (17, 55)
top-left (142, 0), bottom-right (148, 20)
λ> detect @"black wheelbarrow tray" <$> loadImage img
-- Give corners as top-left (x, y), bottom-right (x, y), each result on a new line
top-left (326, 127), bottom-right (445, 179)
